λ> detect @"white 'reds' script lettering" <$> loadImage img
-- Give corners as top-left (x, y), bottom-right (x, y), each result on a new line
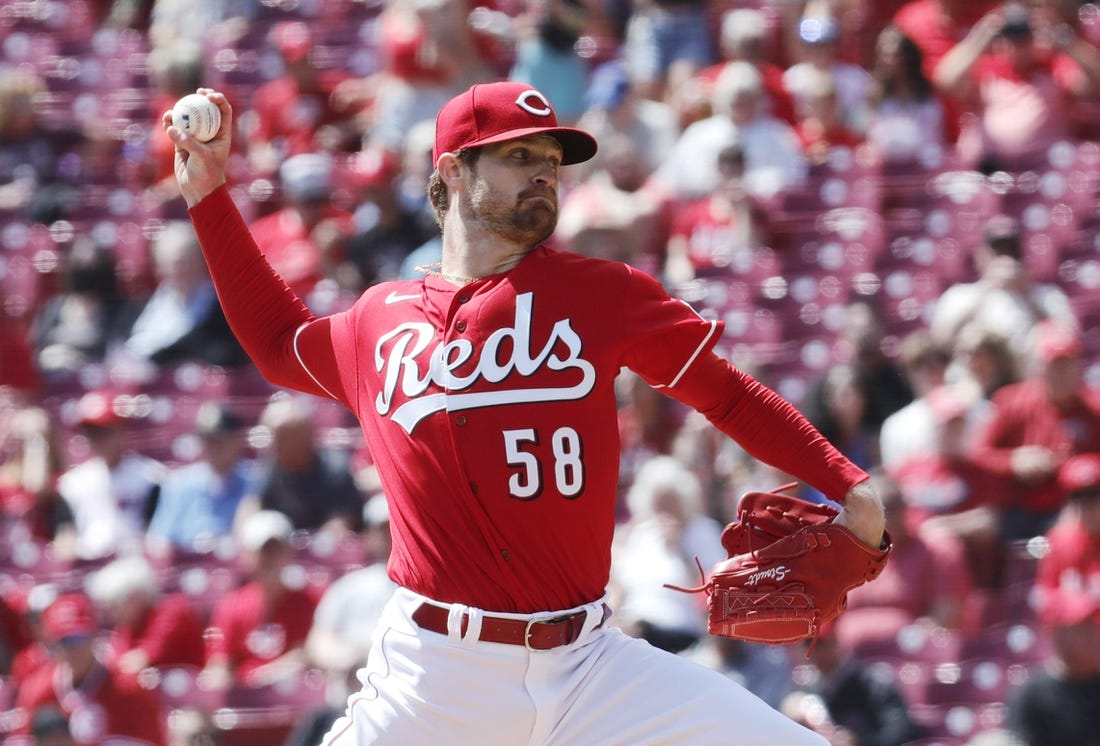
top-left (374, 293), bottom-right (596, 433)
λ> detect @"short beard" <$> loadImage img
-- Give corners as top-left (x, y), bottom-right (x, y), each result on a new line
top-left (463, 173), bottom-right (557, 247)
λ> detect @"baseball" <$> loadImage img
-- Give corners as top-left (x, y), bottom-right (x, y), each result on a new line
top-left (171, 93), bottom-right (221, 143)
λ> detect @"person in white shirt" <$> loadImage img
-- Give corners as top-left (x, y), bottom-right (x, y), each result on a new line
top-left (930, 214), bottom-right (1076, 364)
top-left (651, 60), bottom-right (807, 200)
top-left (56, 390), bottom-right (165, 559)
top-left (611, 455), bottom-right (725, 653)
top-left (879, 330), bottom-right (954, 472)
top-left (121, 220), bottom-right (244, 368)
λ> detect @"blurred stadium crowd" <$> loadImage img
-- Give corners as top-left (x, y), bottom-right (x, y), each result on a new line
top-left (3, 0), bottom-right (1100, 744)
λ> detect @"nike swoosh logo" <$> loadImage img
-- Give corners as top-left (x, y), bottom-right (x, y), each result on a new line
top-left (385, 291), bottom-right (421, 304)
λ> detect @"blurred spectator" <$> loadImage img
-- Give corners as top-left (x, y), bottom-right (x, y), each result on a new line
top-left (239, 396), bottom-right (365, 534)
top-left (0, 405), bottom-right (76, 551)
top-left (555, 132), bottom-right (664, 270)
top-left (694, 8), bottom-right (796, 125)
top-left (250, 152), bottom-right (358, 302)
top-left (561, 64), bottom-right (675, 271)
top-left (509, 0), bottom-right (590, 124)
top-left (575, 60), bottom-right (680, 179)
top-left (396, 120), bottom-right (446, 281)
top-left (893, 0), bottom-right (1001, 144)
top-left (1034, 454), bottom-right (1100, 608)
top-left (392, 118), bottom-right (439, 235)
top-left (835, 472), bottom-right (974, 653)
top-left (344, 145), bottom-right (433, 291)
top-left (147, 0), bottom-right (254, 49)
top-left (784, 15), bottom-right (873, 135)
top-left (680, 635), bottom-right (796, 710)
top-left (668, 409), bottom-right (796, 527)
top-left (245, 20), bottom-right (359, 176)
top-left (1006, 588), bottom-right (1100, 746)
top-left (201, 510), bottom-right (322, 689)
top-left (782, 622), bottom-right (927, 746)
top-left (298, 494), bottom-right (396, 746)
top-left (935, 2), bottom-right (1100, 172)
top-left (120, 221), bottom-right (247, 369)
top-left (802, 364), bottom-right (879, 503)
top-left (621, 0), bottom-right (714, 105)
top-left (866, 24), bottom-right (947, 162)
top-left (146, 401), bottom-right (255, 555)
top-left (14, 593), bottom-right (166, 745)
top-left (891, 385), bottom-right (1005, 588)
top-left (893, 0), bottom-right (1001, 83)
top-left (57, 390), bottom-right (165, 560)
top-left (790, 68), bottom-right (865, 167)
top-left (28, 706), bottom-right (74, 746)
top-left (0, 69), bottom-right (84, 224)
top-left (929, 213), bottom-right (1076, 364)
top-left (948, 326), bottom-right (1020, 414)
top-left (802, 299), bottom-right (914, 455)
top-left (610, 455), bottom-right (724, 653)
top-left (352, 0), bottom-right (491, 154)
top-left (879, 330), bottom-right (953, 472)
top-left (86, 555), bottom-right (205, 675)
top-left (652, 61), bottom-right (807, 200)
top-left (30, 235), bottom-right (133, 378)
top-left (614, 370), bottom-right (689, 503)
top-left (971, 320), bottom-right (1100, 540)
top-left (663, 143), bottom-right (767, 285)
top-left (7, 584), bottom-right (59, 698)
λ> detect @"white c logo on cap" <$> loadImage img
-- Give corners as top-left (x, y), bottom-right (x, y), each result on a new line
top-left (515, 90), bottom-right (553, 117)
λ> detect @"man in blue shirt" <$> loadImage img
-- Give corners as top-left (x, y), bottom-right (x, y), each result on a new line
top-left (147, 401), bottom-right (256, 553)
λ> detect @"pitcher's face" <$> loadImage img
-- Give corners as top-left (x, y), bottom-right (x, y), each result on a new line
top-left (459, 136), bottom-right (563, 247)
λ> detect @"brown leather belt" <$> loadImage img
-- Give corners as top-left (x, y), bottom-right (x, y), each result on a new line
top-left (412, 602), bottom-right (611, 651)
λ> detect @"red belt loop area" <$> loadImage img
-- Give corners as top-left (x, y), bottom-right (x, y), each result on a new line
top-left (412, 602), bottom-right (612, 651)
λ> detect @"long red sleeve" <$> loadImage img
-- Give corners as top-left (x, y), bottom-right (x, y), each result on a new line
top-left (672, 352), bottom-right (868, 502)
top-left (188, 186), bottom-right (333, 399)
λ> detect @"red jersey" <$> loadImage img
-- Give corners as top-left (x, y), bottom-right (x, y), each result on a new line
top-left (891, 453), bottom-right (1002, 526)
top-left (1037, 518), bottom-right (1100, 601)
top-left (971, 379), bottom-right (1100, 513)
top-left (14, 660), bottom-right (165, 744)
top-left (105, 593), bottom-right (205, 671)
top-left (190, 187), bottom-right (867, 613)
top-left (668, 198), bottom-right (757, 276)
top-left (893, 0), bottom-right (999, 79)
top-left (249, 205), bottom-right (355, 298)
top-left (893, 0), bottom-right (999, 141)
top-left (250, 72), bottom-right (353, 158)
top-left (204, 581), bottom-right (320, 686)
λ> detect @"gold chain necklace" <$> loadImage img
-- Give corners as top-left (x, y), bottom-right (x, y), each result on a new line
top-left (415, 262), bottom-right (483, 285)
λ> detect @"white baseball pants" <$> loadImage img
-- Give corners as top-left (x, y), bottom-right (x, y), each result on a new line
top-left (320, 587), bottom-right (827, 745)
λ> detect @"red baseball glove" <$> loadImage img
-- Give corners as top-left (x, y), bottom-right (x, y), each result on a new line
top-left (668, 484), bottom-right (891, 646)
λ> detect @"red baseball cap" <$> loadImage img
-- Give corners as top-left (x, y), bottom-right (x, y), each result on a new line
top-left (432, 82), bottom-right (597, 166)
top-left (75, 390), bottom-right (123, 428)
top-left (1035, 320), bottom-right (1082, 361)
top-left (42, 593), bottom-right (97, 643)
top-left (1040, 587), bottom-right (1100, 628)
top-left (271, 21), bottom-right (312, 62)
top-left (926, 385), bottom-right (969, 424)
top-left (1058, 453), bottom-right (1100, 494)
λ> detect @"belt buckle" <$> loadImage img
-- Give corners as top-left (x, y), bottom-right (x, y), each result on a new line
top-left (524, 613), bottom-right (573, 652)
